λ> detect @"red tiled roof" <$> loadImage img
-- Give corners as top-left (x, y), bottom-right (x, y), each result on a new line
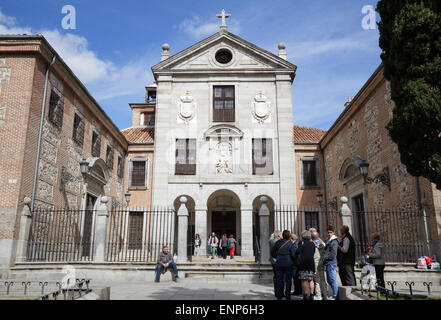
top-left (293, 125), bottom-right (327, 143)
top-left (121, 127), bottom-right (154, 143)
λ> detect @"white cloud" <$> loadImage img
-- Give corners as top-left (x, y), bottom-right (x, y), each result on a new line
top-left (0, 9), bottom-right (16, 27)
top-left (41, 29), bottom-right (114, 83)
top-left (0, 9), bottom-right (150, 101)
top-left (178, 15), bottom-right (241, 39)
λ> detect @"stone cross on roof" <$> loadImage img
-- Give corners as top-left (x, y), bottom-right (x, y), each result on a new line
top-left (216, 9), bottom-right (231, 30)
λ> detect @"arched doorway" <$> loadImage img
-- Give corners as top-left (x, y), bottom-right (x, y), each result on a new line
top-left (80, 157), bottom-right (109, 257)
top-left (207, 190), bottom-right (241, 255)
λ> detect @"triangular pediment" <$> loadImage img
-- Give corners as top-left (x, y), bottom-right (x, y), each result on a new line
top-left (152, 31), bottom-right (297, 75)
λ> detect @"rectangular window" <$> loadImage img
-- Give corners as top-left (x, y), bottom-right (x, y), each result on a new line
top-left (117, 155), bottom-right (124, 178)
top-left (303, 160), bottom-right (317, 187)
top-left (91, 131), bottom-right (101, 158)
top-left (128, 211), bottom-right (143, 250)
top-left (213, 86), bottom-right (235, 122)
top-left (129, 159), bottom-right (148, 188)
top-left (72, 113), bottom-right (85, 146)
top-left (175, 139), bottom-right (196, 175)
top-left (252, 138), bottom-right (273, 175)
top-left (304, 211), bottom-right (320, 233)
top-left (48, 89), bottom-right (64, 127)
top-left (143, 113), bottom-right (155, 126)
top-left (106, 145), bottom-right (114, 169)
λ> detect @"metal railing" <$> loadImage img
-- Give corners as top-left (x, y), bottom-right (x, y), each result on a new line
top-left (27, 208), bottom-right (94, 262)
top-left (106, 207), bottom-right (176, 262)
top-left (2, 279), bottom-right (91, 300)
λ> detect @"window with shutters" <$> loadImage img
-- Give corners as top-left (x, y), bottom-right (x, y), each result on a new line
top-left (252, 138), bottom-right (273, 175)
top-left (129, 159), bottom-right (148, 188)
top-left (106, 145), bottom-right (114, 169)
top-left (48, 89), bottom-right (64, 128)
top-left (72, 113), bottom-right (85, 147)
top-left (301, 159), bottom-right (320, 188)
top-left (117, 155), bottom-right (124, 178)
top-left (128, 211), bottom-right (143, 250)
top-left (91, 131), bottom-right (101, 158)
top-left (213, 86), bottom-right (235, 122)
top-left (175, 139), bottom-right (196, 175)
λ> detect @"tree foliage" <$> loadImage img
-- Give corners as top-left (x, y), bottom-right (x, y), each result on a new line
top-left (377, 0), bottom-right (441, 189)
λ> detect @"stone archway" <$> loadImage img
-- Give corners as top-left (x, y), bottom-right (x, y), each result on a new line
top-left (80, 157), bottom-right (110, 257)
top-left (206, 189), bottom-right (242, 256)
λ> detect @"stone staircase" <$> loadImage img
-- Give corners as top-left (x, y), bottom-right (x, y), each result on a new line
top-left (5, 259), bottom-right (273, 283)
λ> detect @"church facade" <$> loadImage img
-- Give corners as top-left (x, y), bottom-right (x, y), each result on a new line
top-left (148, 26), bottom-right (297, 257)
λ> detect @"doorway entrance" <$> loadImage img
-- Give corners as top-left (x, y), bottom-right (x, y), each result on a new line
top-left (212, 211), bottom-right (236, 237)
top-left (82, 194), bottom-right (96, 257)
top-left (207, 189), bottom-right (241, 255)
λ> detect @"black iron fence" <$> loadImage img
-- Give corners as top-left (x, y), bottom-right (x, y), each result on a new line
top-left (106, 207), bottom-right (176, 262)
top-left (26, 205), bottom-right (432, 264)
top-left (27, 206), bottom-right (177, 263)
top-left (27, 208), bottom-right (94, 262)
top-left (272, 207), bottom-right (432, 264)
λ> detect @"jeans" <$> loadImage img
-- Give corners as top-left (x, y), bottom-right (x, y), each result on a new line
top-left (292, 266), bottom-right (301, 295)
top-left (156, 262), bottom-right (178, 280)
top-left (275, 265), bottom-right (293, 300)
top-left (326, 263), bottom-right (338, 298)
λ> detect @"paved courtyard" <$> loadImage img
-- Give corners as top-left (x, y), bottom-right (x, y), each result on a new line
top-left (93, 280), bottom-right (277, 300)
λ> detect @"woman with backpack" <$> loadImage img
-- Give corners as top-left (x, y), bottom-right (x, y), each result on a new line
top-left (271, 230), bottom-right (297, 300)
top-left (295, 230), bottom-right (316, 301)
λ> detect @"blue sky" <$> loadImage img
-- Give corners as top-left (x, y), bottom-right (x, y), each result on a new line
top-left (0, 0), bottom-right (381, 131)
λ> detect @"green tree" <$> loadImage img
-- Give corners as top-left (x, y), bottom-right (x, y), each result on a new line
top-left (377, 0), bottom-right (441, 189)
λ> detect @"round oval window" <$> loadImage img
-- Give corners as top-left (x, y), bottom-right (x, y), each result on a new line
top-left (215, 49), bottom-right (233, 64)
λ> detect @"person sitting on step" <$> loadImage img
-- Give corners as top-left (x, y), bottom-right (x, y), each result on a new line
top-left (155, 246), bottom-right (179, 282)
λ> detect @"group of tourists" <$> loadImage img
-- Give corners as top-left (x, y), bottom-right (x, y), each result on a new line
top-left (194, 232), bottom-right (238, 259)
top-left (269, 225), bottom-right (385, 300)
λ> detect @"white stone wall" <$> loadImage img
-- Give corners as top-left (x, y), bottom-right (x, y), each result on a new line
top-left (151, 35), bottom-right (298, 256)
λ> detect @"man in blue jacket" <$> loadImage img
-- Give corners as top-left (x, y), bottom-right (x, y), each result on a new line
top-left (270, 230), bottom-right (297, 300)
top-left (323, 226), bottom-right (339, 300)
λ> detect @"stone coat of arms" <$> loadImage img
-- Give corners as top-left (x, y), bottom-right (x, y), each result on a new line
top-left (178, 91), bottom-right (196, 124)
top-left (215, 141), bottom-right (233, 174)
top-left (251, 91), bottom-right (271, 123)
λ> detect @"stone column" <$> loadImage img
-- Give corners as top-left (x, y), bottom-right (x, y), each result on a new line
top-left (15, 197), bottom-right (32, 262)
top-left (177, 196), bottom-right (189, 263)
top-left (194, 207), bottom-right (207, 257)
top-left (240, 207), bottom-right (254, 257)
top-left (340, 196), bottom-right (353, 233)
top-left (259, 197), bottom-right (270, 264)
top-left (93, 196), bottom-right (109, 263)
